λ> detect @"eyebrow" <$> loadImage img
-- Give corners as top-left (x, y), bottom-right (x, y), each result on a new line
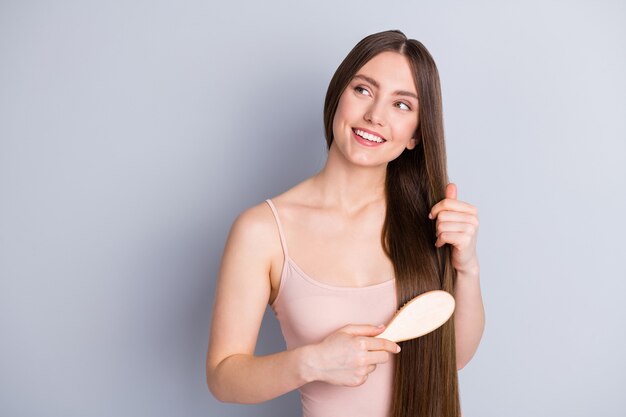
top-left (353, 74), bottom-right (418, 100)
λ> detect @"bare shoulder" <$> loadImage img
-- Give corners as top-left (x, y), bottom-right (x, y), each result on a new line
top-left (227, 176), bottom-right (317, 255)
top-left (227, 200), bottom-right (278, 255)
top-left (214, 200), bottom-right (281, 307)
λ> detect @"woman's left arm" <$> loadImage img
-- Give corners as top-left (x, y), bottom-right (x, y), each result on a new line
top-left (429, 183), bottom-right (486, 370)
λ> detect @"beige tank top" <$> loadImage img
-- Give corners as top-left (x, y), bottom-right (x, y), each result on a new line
top-left (265, 199), bottom-right (398, 417)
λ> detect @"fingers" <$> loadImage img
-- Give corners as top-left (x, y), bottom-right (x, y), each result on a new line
top-left (435, 231), bottom-right (475, 248)
top-left (435, 218), bottom-right (478, 238)
top-left (366, 350), bottom-right (393, 365)
top-left (433, 210), bottom-right (479, 248)
top-left (429, 183), bottom-right (477, 220)
top-left (445, 182), bottom-right (457, 200)
top-left (429, 198), bottom-right (478, 220)
top-left (434, 210), bottom-right (478, 226)
top-left (340, 324), bottom-right (386, 337)
top-left (360, 336), bottom-right (401, 354)
top-left (315, 325), bottom-right (399, 387)
top-left (340, 325), bottom-right (401, 353)
top-left (352, 350), bottom-right (390, 374)
top-left (347, 365), bottom-right (377, 387)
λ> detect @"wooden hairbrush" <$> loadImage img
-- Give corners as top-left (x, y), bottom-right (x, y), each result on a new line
top-left (376, 290), bottom-right (455, 343)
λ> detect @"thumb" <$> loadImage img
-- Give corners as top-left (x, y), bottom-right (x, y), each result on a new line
top-left (340, 324), bottom-right (386, 337)
top-left (446, 182), bottom-right (457, 200)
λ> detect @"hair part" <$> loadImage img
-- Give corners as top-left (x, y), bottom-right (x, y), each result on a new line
top-left (323, 29), bottom-right (460, 417)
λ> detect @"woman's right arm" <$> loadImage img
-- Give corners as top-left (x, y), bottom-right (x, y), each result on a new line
top-left (205, 204), bottom-right (400, 404)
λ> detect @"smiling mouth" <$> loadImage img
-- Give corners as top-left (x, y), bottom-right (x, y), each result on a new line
top-left (352, 128), bottom-right (386, 143)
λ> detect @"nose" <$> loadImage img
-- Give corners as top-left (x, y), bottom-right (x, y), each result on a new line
top-left (363, 100), bottom-right (386, 126)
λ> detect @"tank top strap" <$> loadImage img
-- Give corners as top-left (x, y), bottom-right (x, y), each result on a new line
top-left (265, 199), bottom-right (289, 260)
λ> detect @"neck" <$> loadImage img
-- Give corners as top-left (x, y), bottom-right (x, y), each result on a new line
top-left (311, 143), bottom-right (387, 213)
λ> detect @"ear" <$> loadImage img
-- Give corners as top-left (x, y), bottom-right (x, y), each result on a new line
top-left (406, 137), bottom-right (417, 150)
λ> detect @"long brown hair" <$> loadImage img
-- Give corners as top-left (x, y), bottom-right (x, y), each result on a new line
top-left (323, 30), bottom-right (460, 417)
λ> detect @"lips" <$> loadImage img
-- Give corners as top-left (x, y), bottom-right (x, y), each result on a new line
top-left (352, 127), bottom-right (386, 142)
top-left (352, 128), bottom-right (385, 147)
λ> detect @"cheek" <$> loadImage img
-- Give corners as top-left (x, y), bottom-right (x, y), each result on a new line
top-left (331, 110), bottom-right (341, 138)
top-left (332, 93), bottom-right (351, 132)
top-left (335, 93), bottom-right (351, 117)
top-left (390, 114), bottom-right (418, 138)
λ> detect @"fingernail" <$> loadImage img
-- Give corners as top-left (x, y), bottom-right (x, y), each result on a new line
top-left (428, 213), bottom-right (433, 219)
top-left (396, 345), bottom-right (401, 353)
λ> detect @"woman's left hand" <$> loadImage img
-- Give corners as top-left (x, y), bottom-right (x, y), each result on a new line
top-left (428, 183), bottom-right (480, 275)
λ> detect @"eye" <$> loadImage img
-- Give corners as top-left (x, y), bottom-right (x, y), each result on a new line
top-left (396, 102), bottom-right (411, 111)
top-left (354, 86), bottom-right (371, 96)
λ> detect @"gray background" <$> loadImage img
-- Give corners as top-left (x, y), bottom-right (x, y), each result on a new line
top-left (1, 0), bottom-right (624, 416)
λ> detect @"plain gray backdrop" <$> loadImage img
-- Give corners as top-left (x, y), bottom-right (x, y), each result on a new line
top-left (1, 0), bottom-right (625, 416)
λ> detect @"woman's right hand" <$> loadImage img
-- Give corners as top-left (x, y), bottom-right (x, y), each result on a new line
top-left (306, 324), bottom-right (401, 387)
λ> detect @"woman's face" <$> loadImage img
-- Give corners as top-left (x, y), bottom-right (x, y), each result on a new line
top-left (331, 51), bottom-right (419, 167)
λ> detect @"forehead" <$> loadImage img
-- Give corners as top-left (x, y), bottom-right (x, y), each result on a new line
top-left (355, 51), bottom-right (417, 94)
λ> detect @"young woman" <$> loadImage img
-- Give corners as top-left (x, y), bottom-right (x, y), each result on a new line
top-left (206, 29), bottom-right (485, 417)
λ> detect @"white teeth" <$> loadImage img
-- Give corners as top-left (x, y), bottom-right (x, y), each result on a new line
top-left (355, 129), bottom-right (385, 143)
